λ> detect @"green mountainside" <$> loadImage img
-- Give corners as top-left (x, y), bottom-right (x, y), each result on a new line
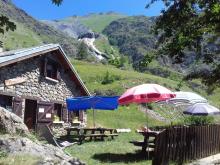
top-left (103, 16), bottom-right (156, 69)
top-left (43, 12), bottom-right (126, 38)
top-left (72, 60), bottom-right (219, 103)
top-left (0, 0), bottom-right (78, 56)
top-left (64, 12), bottom-right (126, 33)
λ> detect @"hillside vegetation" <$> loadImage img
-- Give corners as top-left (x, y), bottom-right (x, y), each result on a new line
top-left (103, 16), bottom-right (156, 68)
top-left (72, 60), bottom-right (220, 106)
top-left (0, 0), bottom-right (78, 56)
top-left (77, 12), bottom-right (126, 33)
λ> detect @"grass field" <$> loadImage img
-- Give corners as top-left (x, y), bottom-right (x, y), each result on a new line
top-left (72, 60), bottom-right (193, 95)
top-left (66, 105), bottom-right (164, 165)
top-left (67, 60), bottom-right (220, 165)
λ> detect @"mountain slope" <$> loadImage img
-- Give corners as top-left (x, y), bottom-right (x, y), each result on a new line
top-left (103, 16), bottom-right (157, 68)
top-left (42, 12), bottom-right (126, 60)
top-left (42, 19), bottom-right (91, 39)
top-left (77, 12), bottom-right (127, 33)
top-left (72, 60), bottom-right (220, 109)
top-left (42, 12), bottom-right (126, 38)
top-left (0, 0), bottom-right (78, 56)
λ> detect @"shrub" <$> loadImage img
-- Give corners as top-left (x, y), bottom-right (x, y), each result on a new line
top-left (0, 150), bottom-right (8, 159)
top-left (101, 71), bottom-right (121, 85)
top-left (184, 116), bottom-right (214, 126)
top-left (101, 71), bottom-right (114, 85)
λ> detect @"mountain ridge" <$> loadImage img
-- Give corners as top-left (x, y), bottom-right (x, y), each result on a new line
top-left (0, 0), bottom-right (79, 56)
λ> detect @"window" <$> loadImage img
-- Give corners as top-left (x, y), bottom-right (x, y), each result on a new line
top-left (43, 58), bottom-right (61, 81)
top-left (46, 63), bottom-right (58, 80)
top-left (53, 103), bottom-right (62, 121)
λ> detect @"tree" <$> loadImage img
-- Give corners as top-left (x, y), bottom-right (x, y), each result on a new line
top-left (138, 51), bottom-right (155, 71)
top-left (0, 15), bottom-right (16, 47)
top-left (77, 42), bottom-right (88, 60)
top-left (51, 0), bottom-right (63, 5)
top-left (147, 0), bottom-right (220, 87)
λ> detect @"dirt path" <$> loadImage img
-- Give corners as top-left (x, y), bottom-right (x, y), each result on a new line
top-left (188, 153), bottom-right (220, 165)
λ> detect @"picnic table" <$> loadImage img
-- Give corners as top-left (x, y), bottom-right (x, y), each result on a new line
top-left (65, 127), bottom-right (118, 144)
top-left (130, 130), bottom-right (160, 152)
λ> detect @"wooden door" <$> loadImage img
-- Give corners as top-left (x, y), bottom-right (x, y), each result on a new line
top-left (12, 97), bottom-right (23, 118)
top-left (37, 101), bottom-right (54, 123)
top-left (62, 104), bottom-right (68, 122)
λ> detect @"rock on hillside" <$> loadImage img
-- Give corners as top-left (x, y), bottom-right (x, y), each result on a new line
top-left (0, 136), bottom-right (84, 165)
top-left (42, 19), bottom-right (92, 39)
top-left (0, 106), bottom-right (84, 164)
top-left (0, 107), bottom-right (29, 135)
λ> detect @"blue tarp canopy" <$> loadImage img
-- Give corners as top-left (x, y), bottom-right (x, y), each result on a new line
top-left (66, 96), bottom-right (119, 111)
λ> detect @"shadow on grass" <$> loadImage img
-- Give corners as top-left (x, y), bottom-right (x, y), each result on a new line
top-left (92, 150), bottom-right (153, 163)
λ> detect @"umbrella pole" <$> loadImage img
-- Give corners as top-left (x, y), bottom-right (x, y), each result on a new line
top-left (145, 104), bottom-right (150, 159)
top-left (93, 109), bottom-right (95, 128)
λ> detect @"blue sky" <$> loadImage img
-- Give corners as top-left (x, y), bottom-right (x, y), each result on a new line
top-left (12, 0), bottom-right (164, 20)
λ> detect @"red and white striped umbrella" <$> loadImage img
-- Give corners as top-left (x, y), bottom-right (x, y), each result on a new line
top-left (118, 84), bottom-right (175, 105)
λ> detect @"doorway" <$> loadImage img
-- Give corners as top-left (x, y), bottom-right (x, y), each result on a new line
top-left (24, 99), bottom-right (37, 130)
top-left (0, 94), bottom-right (13, 112)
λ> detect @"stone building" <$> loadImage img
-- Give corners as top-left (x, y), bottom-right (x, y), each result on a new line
top-left (0, 44), bottom-right (90, 133)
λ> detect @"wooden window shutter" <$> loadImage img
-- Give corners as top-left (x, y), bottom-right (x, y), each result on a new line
top-left (40, 58), bottom-right (47, 77)
top-left (57, 69), bottom-right (61, 81)
top-left (68, 111), bottom-right (73, 122)
top-left (43, 58), bottom-right (47, 77)
top-left (62, 104), bottom-right (68, 122)
top-left (37, 101), bottom-right (53, 122)
top-left (79, 110), bottom-right (84, 122)
top-left (12, 97), bottom-right (23, 118)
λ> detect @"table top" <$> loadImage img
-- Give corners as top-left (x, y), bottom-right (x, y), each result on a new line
top-left (65, 127), bottom-right (115, 131)
top-left (137, 130), bottom-right (161, 136)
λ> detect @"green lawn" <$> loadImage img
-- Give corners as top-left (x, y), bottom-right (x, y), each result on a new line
top-left (66, 134), bottom-right (152, 165)
top-left (66, 105), bottom-right (164, 165)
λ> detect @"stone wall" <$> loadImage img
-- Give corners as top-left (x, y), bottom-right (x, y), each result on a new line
top-left (0, 53), bottom-right (81, 102)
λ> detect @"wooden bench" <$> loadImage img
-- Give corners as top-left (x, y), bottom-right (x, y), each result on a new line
top-left (65, 127), bottom-right (119, 144)
top-left (105, 133), bottom-right (118, 139)
top-left (130, 140), bottom-right (155, 146)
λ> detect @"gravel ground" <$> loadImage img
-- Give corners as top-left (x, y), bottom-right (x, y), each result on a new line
top-left (188, 153), bottom-right (220, 165)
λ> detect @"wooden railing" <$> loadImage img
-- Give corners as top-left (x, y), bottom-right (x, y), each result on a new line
top-left (152, 125), bottom-right (220, 165)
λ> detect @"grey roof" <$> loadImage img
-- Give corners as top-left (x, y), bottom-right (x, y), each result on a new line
top-left (0, 44), bottom-right (90, 96)
top-left (0, 44), bottom-right (60, 65)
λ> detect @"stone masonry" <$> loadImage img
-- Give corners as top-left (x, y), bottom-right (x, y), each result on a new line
top-left (0, 53), bottom-right (81, 102)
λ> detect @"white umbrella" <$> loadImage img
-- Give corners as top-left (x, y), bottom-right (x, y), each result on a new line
top-left (168, 91), bottom-right (207, 105)
top-left (183, 103), bottom-right (220, 116)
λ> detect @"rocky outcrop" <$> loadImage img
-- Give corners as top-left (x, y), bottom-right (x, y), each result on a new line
top-left (0, 136), bottom-right (84, 165)
top-left (42, 19), bottom-right (91, 39)
top-left (0, 107), bottom-right (29, 135)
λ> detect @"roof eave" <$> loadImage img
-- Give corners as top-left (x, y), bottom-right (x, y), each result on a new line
top-left (57, 45), bottom-right (91, 96)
